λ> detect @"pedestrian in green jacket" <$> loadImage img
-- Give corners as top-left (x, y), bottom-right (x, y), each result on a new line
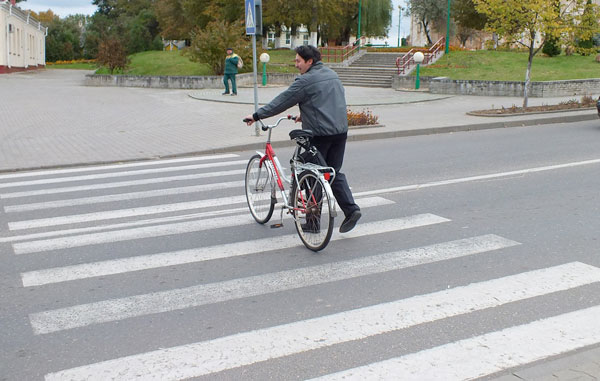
top-left (223, 48), bottom-right (239, 96)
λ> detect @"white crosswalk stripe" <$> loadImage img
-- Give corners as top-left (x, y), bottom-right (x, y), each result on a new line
top-left (2, 154), bottom-right (599, 381)
top-left (0, 168), bottom-right (247, 199)
top-left (0, 159), bottom-right (248, 189)
top-left (3, 180), bottom-right (245, 212)
top-left (11, 197), bottom-right (394, 254)
top-left (42, 263), bottom-right (600, 380)
top-left (22, 214), bottom-right (449, 287)
top-left (0, 154), bottom-right (240, 180)
top-left (310, 305), bottom-right (600, 380)
top-left (30, 234), bottom-right (513, 334)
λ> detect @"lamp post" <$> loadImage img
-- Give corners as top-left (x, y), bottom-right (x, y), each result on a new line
top-left (260, 52), bottom-right (270, 86)
top-left (413, 51), bottom-right (424, 90)
top-left (445, 0), bottom-right (451, 54)
top-left (397, 6), bottom-right (402, 47)
top-left (357, 0), bottom-right (362, 48)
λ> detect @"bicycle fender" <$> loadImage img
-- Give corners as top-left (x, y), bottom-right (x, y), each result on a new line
top-left (321, 176), bottom-right (338, 218)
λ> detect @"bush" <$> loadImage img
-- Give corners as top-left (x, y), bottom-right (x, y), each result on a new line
top-left (96, 37), bottom-right (129, 74)
top-left (542, 36), bottom-right (561, 57)
top-left (347, 109), bottom-right (379, 126)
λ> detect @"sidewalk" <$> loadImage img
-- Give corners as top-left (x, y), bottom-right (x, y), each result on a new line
top-left (0, 69), bottom-right (599, 379)
top-left (0, 69), bottom-right (597, 172)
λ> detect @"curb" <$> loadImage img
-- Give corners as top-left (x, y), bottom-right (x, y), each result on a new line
top-left (1, 112), bottom-right (597, 174)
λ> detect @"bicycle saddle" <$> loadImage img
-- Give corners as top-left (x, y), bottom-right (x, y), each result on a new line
top-left (289, 129), bottom-right (313, 140)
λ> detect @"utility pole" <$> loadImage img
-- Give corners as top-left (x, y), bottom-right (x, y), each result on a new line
top-left (357, 0), bottom-right (362, 47)
top-left (445, 0), bottom-right (450, 54)
top-left (397, 6), bottom-right (400, 47)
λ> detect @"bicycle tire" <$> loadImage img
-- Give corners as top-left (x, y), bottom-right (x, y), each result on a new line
top-left (245, 154), bottom-right (275, 224)
top-left (291, 170), bottom-right (334, 251)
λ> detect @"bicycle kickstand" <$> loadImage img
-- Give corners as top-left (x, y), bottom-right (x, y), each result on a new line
top-left (270, 207), bottom-right (285, 229)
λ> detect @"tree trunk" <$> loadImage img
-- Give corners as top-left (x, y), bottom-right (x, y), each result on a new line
top-left (523, 37), bottom-right (536, 108)
top-left (421, 18), bottom-right (432, 45)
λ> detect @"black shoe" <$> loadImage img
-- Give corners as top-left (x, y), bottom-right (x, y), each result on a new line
top-left (222, 92), bottom-right (230, 95)
top-left (231, 93), bottom-right (237, 96)
top-left (339, 210), bottom-right (361, 233)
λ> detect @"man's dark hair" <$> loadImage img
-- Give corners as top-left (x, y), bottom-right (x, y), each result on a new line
top-left (295, 45), bottom-right (321, 63)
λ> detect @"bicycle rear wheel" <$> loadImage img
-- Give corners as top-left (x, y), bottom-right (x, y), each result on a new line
top-left (245, 154), bottom-right (275, 224)
top-left (291, 170), bottom-right (334, 251)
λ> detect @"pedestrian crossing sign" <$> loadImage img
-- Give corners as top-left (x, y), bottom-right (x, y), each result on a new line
top-left (245, 0), bottom-right (255, 35)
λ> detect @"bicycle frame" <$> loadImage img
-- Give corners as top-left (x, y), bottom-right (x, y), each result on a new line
top-left (254, 118), bottom-right (337, 219)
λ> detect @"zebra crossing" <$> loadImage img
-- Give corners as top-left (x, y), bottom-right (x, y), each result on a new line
top-left (1, 153), bottom-right (599, 380)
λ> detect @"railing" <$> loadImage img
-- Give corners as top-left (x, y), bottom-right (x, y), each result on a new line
top-left (396, 37), bottom-right (445, 75)
top-left (320, 37), bottom-right (366, 63)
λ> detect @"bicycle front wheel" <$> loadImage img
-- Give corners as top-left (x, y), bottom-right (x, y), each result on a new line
top-left (245, 154), bottom-right (275, 224)
top-left (291, 170), bottom-right (334, 251)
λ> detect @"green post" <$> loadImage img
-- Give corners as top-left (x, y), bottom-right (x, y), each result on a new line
top-left (357, 0), bottom-right (362, 48)
top-left (415, 63), bottom-right (421, 90)
top-left (445, 0), bottom-right (450, 54)
top-left (262, 62), bottom-right (267, 86)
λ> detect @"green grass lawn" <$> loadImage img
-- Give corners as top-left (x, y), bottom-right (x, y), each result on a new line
top-left (420, 50), bottom-right (600, 81)
top-left (90, 49), bottom-right (297, 75)
top-left (47, 62), bottom-right (98, 70)
top-left (48, 49), bottom-right (599, 80)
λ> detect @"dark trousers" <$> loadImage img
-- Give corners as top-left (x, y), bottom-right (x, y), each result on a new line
top-left (223, 74), bottom-right (237, 94)
top-left (311, 132), bottom-right (360, 217)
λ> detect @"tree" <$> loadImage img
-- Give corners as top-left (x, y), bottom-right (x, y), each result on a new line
top-left (452, 0), bottom-right (486, 31)
top-left (451, 0), bottom-right (487, 47)
top-left (473, 0), bottom-right (589, 108)
top-left (44, 14), bottom-right (86, 61)
top-left (407, 0), bottom-right (449, 45)
top-left (186, 20), bottom-right (252, 75)
top-left (575, 0), bottom-right (600, 55)
top-left (96, 37), bottom-right (128, 73)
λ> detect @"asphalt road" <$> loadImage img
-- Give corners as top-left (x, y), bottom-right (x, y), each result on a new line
top-left (1, 119), bottom-right (600, 380)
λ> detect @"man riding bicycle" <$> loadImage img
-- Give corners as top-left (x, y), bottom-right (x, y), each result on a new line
top-left (244, 45), bottom-right (361, 233)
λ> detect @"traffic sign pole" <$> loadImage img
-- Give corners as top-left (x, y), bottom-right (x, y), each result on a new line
top-left (246, 0), bottom-right (259, 136)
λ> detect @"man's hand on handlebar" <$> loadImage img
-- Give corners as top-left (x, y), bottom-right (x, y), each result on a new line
top-left (243, 115), bottom-right (255, 126)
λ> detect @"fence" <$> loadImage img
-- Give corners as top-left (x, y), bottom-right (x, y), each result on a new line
top-left (396, 37), bottom-right (445, 75)
top-left (320, 38), bottom-right (366, 63)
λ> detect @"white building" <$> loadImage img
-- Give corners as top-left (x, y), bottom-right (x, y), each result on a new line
top-left (263, 25), bottom-right (318, 49)
top-left (0, 0), bottom-right (46, 73)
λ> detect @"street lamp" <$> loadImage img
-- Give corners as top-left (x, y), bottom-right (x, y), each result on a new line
top-left (413, 51), bottom-right (424, 90)
top-left (357, 0), bottom-right (362, 48)
top-left (397, 6), bottom-right (403, 47)
top-left (445, 0), bottom-right (451, 54)
top-left (260, 52), bottom-right (270, 86)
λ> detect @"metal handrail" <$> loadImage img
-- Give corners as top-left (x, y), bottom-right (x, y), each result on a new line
top-left (320, 37), bottom-right (366, 63)
top-left (396, 37), bottom-right (446, 75)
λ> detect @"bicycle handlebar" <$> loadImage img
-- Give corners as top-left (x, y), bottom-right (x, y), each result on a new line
top-left (243, 115), bottom-right (297, 131)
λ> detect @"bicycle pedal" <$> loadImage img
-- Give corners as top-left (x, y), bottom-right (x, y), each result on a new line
top-left (270, 223), bottom-right (284, 228)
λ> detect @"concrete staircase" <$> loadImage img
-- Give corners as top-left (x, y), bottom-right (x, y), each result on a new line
top-left (332, 52), bottom-right (403, 88)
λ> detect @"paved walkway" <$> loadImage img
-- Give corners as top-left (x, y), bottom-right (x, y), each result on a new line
top-left (0, 69), bottom-right (597, 172)
top-left (0, 69), bottom-right (599, 379)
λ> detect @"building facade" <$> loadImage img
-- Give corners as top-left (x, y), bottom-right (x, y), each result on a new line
top-left (0, 0), bottom-right (46, 73)
top-left (263, 26), bottom-right (318, 49)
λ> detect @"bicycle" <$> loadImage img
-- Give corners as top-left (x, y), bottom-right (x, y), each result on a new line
top-left (242, 115), bottom-right (337, 251)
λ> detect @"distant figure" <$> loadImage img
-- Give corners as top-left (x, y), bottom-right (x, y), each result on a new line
top-left (223, 48), bottom-right (239, 96)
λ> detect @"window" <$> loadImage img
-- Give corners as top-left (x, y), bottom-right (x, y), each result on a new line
top-left (303, 34), bottom-right (309, 45)
top-left (267, 32), bottom-right (275, 45)
top-left (285, 32), bottom-right (291, 45)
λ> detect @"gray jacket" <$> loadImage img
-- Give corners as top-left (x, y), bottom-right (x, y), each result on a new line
top-left (254, 62), bottom-right (348, 136)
